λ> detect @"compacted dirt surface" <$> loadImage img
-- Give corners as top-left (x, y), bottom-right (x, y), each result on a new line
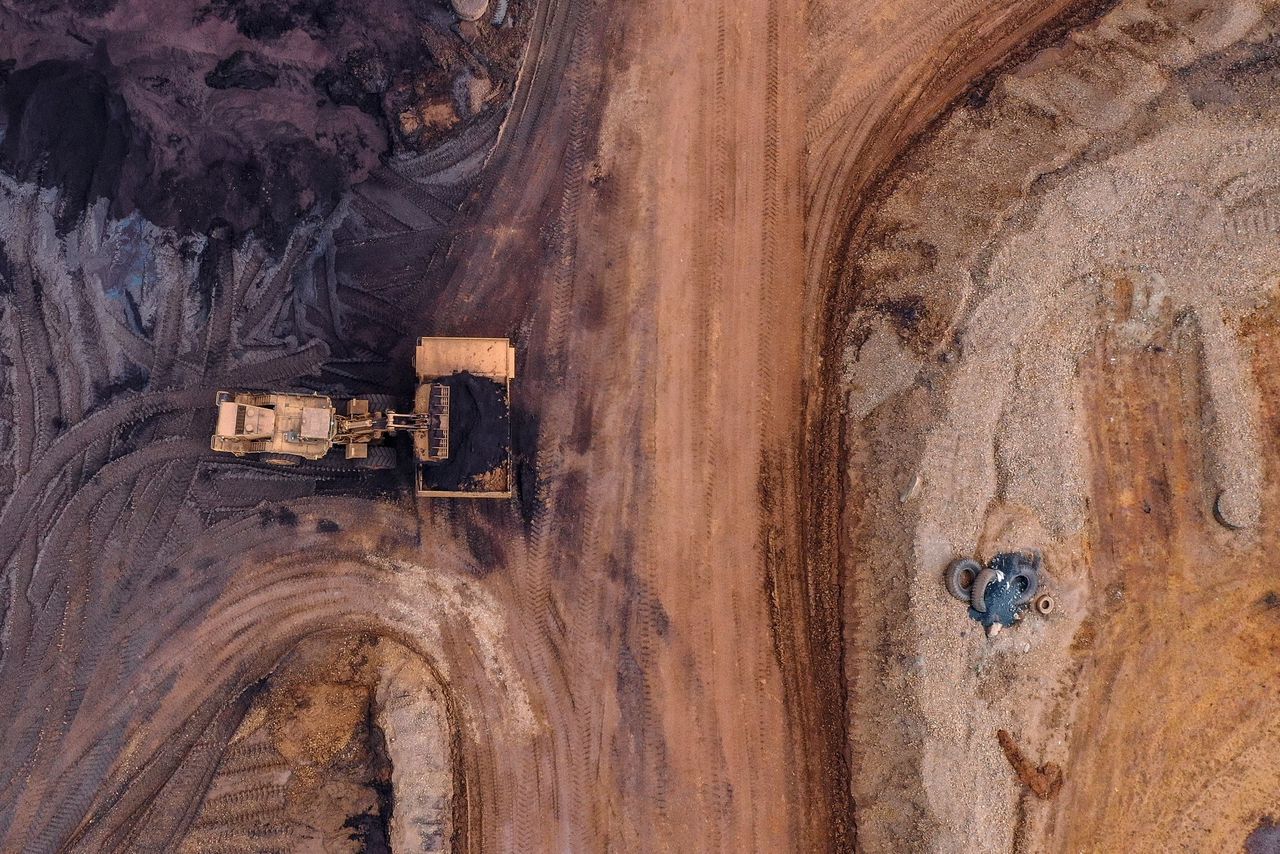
top-left (1, 0), bottom-right (1279, 851)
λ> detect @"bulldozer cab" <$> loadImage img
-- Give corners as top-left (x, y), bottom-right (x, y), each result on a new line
top-left (215, 401), bottom-right (276, 440)
top-left (210, 391), bottom-right (338, 460)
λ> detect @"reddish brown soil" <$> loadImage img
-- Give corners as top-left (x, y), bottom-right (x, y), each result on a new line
top-left (4, 0), bottom-right (1276, 851)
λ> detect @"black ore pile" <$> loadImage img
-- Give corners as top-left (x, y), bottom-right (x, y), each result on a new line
top-left (421, 371), bottom-right (510, 492)
top-left (0, 62), bottom-right (130, 233)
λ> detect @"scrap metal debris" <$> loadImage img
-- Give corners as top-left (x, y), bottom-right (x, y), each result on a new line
top-left (996, 729), bottom-right (1063, 800)
top-left (946, 551), bottom-right (1043, 635)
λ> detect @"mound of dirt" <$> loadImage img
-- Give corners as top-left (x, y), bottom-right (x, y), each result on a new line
top-left (178, 633), bottom-right (452, 854)
top-left (420, 370), bottom-right (510, 492)
top-left (0, 0), bottom-right (529, 245)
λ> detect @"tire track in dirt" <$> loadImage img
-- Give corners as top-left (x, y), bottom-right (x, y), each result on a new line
top-left (12, 248), bottom-right (60, 462)
top-left (9, 318), bottom-right (36, 478)
top-left (237, 227), bottom-right (322, 347)
top-left (401, 109), bottom-right (507, 181)
top-left (0, 0), bottom-right (1073, 844)
top-left (18, 568), bottom-right (419, 850)
top-left (683, 20), bottom-right (731, 829)
top-left (796, 3), bottom-right (1116, 849)
top-left (0, 389), bottom-right (211, 570)
top-left (0, 182), bottom-right (461, 842)
top-left (150, 258), bottom-right (190, 387)
top-left (539, 0), bottom-right (594, 380)
top-left (683, 0), bottom-right (740, 846)
top-left (369, 166), bottom-right (458, 225)
top-left (0, 442), bottom-right (206, 739)
top-left (580, 0), bottom-right (826, 844)
top-left (803, 0), bottom-right (1093, 298)
top-left (230, 340), bottom-right (331, 387)
top-left (501, 0), bottom-right (619, 847)
top-left (203, 242), bottom-right (272, 383)
top-left (757, 0), bottom-right (855, 844)
top-left (806, 0), bottom-right (990, 147)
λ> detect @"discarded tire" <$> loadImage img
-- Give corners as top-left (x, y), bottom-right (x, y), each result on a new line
top-left (1034, 594), bottom-right (1056, 616)
top-left (971, 567), bottom-right (999, 613)
top-left (1213, 489), bottom-right (1252, 530)
top-left (946, 558), bottom-right (981, 603)
top-left (1009, 563), bottom-right (1040, 606)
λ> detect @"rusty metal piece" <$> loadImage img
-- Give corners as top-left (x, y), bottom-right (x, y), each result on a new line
top-left (996, 729), bottom-right (1063, 800)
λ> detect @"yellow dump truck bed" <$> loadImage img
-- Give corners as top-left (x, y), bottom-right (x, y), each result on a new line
top-left (415, 337), bottom-right (516, 382)
top-left (413, 337), bottom-right (516, 498)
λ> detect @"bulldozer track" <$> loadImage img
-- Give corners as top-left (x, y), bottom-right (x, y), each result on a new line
top-left (228, 340), bottom-right (330, 387)
top-left (0, 166), bottom-right (465, 839)
top-left (0, 389), bottom-right (211, 570)
top-left (404, 109), bottom-right (508, 180)
top-left (193, 784), bottom-right (289, 823)
top-left (369, 166), bottom-right (459, 226)
top-left (512, 28), bottom-right (603, 851)
top-left (213, 742), bottom-right (283, 778)
top-left (12, 273), bottom-right (58, 462)
top-left (7, 443), bottom-right (205, 682)
top-left (236, 228), bottom-right (320, 346)
top-left (9, 325), bottom-right (37, 478)
top-left (200, 244), bottom-right (240, 381)
top-left (502, 0), bottom-right (608, 844)
top-left (151, 263), bottom-right (190, 386)
top-left (539, 0), bottom-right (595, 382)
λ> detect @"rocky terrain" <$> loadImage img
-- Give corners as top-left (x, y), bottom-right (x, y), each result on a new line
top-left (836, 1), bottom-right (1280, 848)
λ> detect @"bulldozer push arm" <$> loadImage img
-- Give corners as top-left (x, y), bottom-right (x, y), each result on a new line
top-left (333, 402), bottom-right (449, 460)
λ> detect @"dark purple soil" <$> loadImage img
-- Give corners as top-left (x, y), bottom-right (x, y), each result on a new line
top-left (0, 0), bottom-right (529, 246)
top-left (0, 0), bottom-right (544, 845)
top-left (0, 61), bottom-right (131, 233)
top-left (1249, 817), bottom-right (1280, 854)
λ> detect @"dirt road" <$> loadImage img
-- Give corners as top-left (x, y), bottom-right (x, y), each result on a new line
top-left (424, 0), bottom-right (834, 844)
top-left (0, 0), bottom-right (1071, 847)
top-left (1, 0), bottom-right (836, 845)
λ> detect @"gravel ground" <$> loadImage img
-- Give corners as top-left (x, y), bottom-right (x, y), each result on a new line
top-left (841, 1), bottom-right (1280, 849)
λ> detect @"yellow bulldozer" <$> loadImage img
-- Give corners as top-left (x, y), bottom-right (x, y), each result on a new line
top-left (210, 337), bottom-right (516, 498)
